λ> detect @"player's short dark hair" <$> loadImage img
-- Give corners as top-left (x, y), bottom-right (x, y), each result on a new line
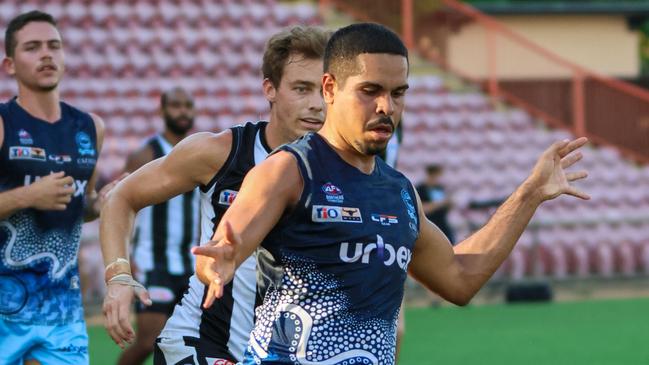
top-left (324, 23), bottom-right (408, 86)
top-left (262, 26), bottom-right (331, 88)
top-left (5, 11), bottom-right (57, 58)
top-left (426, 164), bottom-right (443, 175)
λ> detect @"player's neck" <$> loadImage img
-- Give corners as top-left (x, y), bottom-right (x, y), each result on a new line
top-left (318, 126), bottom-right (376, 175)
top-left (162, 130), bottom-right (185, 146)
top-left (16, 87), bottom-right (61, 123)
top-left (264, 117), bottom-right (286, 150)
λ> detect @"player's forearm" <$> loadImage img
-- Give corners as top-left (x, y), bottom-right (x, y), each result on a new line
top-left (99, 192), bottom-right (137, 266)
top-left (453, 181), bottom-right (542, 297)
top-left (0, 186), bottom-right (32, 220)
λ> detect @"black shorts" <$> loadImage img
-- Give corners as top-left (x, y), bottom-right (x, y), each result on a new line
top-left (153, 336), bottom-right (237, 365)
top-left (136, 271), bottom-right (191, 316)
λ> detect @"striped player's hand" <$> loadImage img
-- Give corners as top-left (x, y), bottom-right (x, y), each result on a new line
top-left (192, 221), bottom-right (239, 309)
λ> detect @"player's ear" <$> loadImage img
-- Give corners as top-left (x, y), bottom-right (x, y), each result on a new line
top-left (322, 73), bottom-right (336, 104)
top-left (263, 78), bottom-right (277, 104)
top-left (2, 57), bottom-right (15, 76)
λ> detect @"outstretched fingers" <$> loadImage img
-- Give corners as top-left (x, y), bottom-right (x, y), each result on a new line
top-left (203, 275), bottom-right (225, 309)
top-left (565, 170), bottom-right (588, 182)
top-left (561, 151), bottom-right (583, 169)
top-left (564, 186), bottom-right (591, 200)
top-left (558, 137), bottom-right (588, 158)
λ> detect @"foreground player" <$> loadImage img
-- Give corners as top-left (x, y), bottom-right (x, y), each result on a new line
top-left (193, 23), bottom-right (590, 364)
top-left (116, 87), bottom-right (200, 365)
top-left (0, 11), bottom-right (112, 365)
top-left (100, 26), bottom-right (330, 364)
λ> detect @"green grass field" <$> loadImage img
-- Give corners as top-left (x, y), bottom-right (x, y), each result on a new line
top-left (89, 298), bottom-right (649, 365)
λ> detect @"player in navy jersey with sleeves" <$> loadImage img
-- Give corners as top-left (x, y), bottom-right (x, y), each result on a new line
top-left (193, 23), bottom-right (590, 365)
top-left (0, 11), bottom-right (114, 365)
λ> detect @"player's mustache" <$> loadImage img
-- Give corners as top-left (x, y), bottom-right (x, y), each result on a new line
top-left (366, 116), bottom-right (394, 132)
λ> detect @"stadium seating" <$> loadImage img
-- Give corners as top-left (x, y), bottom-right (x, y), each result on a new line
top-left (0, 0), bottom-right (646, 282)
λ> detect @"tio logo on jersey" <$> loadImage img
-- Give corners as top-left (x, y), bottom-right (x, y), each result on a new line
top-left (339, 234), bottom-right (412, 271)
top-left (312, 205), bottom-right (362, 223)
top-left (218, 189), bottom-right (238, 206)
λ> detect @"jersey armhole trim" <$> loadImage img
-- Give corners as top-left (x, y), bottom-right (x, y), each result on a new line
top-left (274, 145), bottom-right (312, 224)
top-left (200, 129), bottom-right (241, 193)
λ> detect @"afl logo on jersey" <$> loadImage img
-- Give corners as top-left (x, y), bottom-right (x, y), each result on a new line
top-left (18, 129), bottom-right (33, 145)
top-left (322, 182), bottom-right (344, 203)
top-left (218, 189), bottom-right (238, 206)
top-left (75, 131), bottom-right (95, 157)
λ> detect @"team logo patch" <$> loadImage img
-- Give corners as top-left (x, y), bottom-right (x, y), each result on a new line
top-left (9, 146), bottom-right (46, 161)
top-left (18, 129), bottom-right (33, 145)
top-left (371, 214), bottom-right (399, 226)
top-left (147, 286), bottom-right (175, 303)
top-left (321, 182), bottom-right (344, 203)
top-left (218, 189), bottom-right (238, 206)
top-left (75, 131), bottom-right (95, 157)
top-left (48, 154), bottom-right (72, 164)
top-left (401, 189), bottom-right (418, 233)
top-left (312, 205), bottom-right (362, 223)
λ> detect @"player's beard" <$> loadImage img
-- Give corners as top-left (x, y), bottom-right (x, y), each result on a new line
top-left (164, 114), bottom-right (194, 136)
top-left (360, 115), bottom-right (394, 155)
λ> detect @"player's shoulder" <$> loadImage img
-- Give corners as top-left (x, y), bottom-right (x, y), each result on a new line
top-left (376, 157), bottom-right (412, 184)
top-left (61, 100), bottom-right (93, 120)
top-left (172, 129), bottom-right (234, 172)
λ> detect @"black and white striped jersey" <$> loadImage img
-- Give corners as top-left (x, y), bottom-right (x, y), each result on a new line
top-left (132, 134), bottom-right (200, 276)
top-left (159, 121), bottom-right (271, 361)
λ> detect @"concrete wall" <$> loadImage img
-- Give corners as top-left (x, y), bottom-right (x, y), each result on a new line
top-left (446, 15), bottom-right (639, 79)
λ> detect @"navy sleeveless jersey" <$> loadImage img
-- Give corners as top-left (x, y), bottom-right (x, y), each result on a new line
top-left (242, 133), bottom-right (420, 365)
top-left (0, 98), bottom-right (97, 324)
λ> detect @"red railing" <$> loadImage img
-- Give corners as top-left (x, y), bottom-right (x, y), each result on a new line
top-left (320, 0), bottom-right (649, 164)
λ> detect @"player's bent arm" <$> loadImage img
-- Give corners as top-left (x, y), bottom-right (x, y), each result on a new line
top-left (83, 113), bottom-right (106, 222)
top-left (0, 116), bottom-right (76, 219)
top-left (0, 185), bottom-right (33, 220)
top-left (100, 131), bottom-right (233, 267)
top-left (194, 151), bottom-right (302, 288)
top-left (408, 183), bottom-right (541, 306)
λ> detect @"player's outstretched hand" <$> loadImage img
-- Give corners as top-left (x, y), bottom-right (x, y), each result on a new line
top-left (526, 137), bottom-right (590, 202)
top-left (103, 273), bottom-right (151, 349)
top-left (192, 221), bottom-right (240, 309)
top-left (26, 171), bottom-right (75, 210)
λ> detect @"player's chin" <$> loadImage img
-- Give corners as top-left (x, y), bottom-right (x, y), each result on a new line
top-left (36, 80), bottom-right (60, 92)
top-left (362, 141), bottom-right (388, 156)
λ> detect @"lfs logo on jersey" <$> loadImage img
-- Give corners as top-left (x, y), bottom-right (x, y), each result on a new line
top-left (312, 205), bottom-right (362, 223)
top-left (322, 182), bottom-right (344, 203)
top-left (371, 214), bottom-right (398, 226)
top-left (218, 189), bottom-right (238, 206)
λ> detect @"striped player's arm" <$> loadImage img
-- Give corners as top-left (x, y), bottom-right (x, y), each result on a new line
top-left (408, 138), bottom-right (589, 306)
top-left (100, 130), bottom-right (232, 348)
